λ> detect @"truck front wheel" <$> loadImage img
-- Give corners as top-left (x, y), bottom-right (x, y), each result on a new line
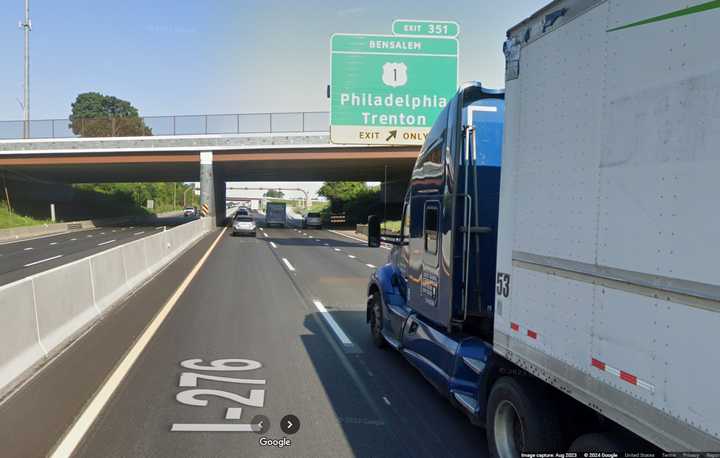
top-left (487, 376), bottom-right (563, 458)
top-left (368, 292), bottom-right (386, 349)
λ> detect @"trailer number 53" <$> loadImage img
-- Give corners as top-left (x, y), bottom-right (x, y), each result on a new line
top-left (496, 273), bottom-right (510, 298)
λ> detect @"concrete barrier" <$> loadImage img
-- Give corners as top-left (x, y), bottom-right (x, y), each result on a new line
top-left (34, 260), bottom-right (96, 352)
top-left (0, 279), bottom-right (45, 391)
top-left (90, 249), bottom-right (127, 312)
top-left (121, 240), bottom-right (149, 290)
top-left (0, 217), bottom-right (211, 398)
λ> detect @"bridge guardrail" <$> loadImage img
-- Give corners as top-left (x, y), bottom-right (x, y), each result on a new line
top-left (0, 111), bottom-right (329, 140)
top-left (0, 217), bottom-right (213, 398)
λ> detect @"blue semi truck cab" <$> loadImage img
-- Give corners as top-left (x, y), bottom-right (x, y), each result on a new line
top-left (367, 81), bottom-right (514, 430)
top-left (365, 83), bottom-right (651, 456)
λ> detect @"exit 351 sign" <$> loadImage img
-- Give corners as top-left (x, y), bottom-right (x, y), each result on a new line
top-left (330, 20), bottom-right (459, 146)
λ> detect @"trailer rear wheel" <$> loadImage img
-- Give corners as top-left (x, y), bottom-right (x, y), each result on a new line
top-left (487, 376), bottom-right (563, 458)
top-left (369, 292), bottom-right (386, 349)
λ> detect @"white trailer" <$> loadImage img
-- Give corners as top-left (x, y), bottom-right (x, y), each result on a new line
top-left (496, 0), bottom-right (720, 451)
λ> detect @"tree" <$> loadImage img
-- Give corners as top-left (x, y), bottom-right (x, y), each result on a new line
top-left (318, 181), bottom-right (383, 224)
top-left (69, 92), bottom-right (152, 137)
top-left (318, 182), bottom-right (369, 202)
top-left (264, 189), bottom-right (285, 198)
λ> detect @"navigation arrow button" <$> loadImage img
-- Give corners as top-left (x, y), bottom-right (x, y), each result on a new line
top-left (280, 414), bottom-right (300, 434)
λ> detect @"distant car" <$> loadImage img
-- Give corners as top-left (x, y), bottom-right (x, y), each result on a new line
top-left (232, 216), bottom-right (256, 236)
top-left (303, 212), bottom-right (322, 229)
top-left (183, 207), bottom-right (197, 217)
top-left (235, 208), bottom-right (250, 217)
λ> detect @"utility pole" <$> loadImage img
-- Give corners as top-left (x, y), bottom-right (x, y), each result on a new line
top-left (20, 0), bottom-right (31, 139)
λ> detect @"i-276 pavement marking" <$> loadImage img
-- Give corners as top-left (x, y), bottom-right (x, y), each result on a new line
top-left (49, 228), bottom-right (227, 458)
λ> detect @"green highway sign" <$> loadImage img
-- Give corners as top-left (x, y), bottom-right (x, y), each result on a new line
top-left (392, 19), bottom-right (460, 38)
top-left (330, 31), bottom-right (458, 145)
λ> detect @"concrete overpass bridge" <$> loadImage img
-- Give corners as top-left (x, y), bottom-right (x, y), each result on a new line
top-left (0, 129), bottom-right (418, 225)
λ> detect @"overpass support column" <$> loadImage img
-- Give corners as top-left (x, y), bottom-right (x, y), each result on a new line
top-left (214, 174), bottom-right (226, 227)
top-left (199, 151), bottom-right (215, 220)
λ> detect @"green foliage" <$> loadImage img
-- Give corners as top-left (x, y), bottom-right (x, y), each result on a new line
top-left (317, 182), bottom-right (382, 225)
top-left (381, 220), bottom-right (401, 233)
top-left (73, 182), bottom-right (195, 214)
top-left (318, 182), bottom-right (372, 202)
top-left (0, 203), bottom-right (51, 229)
top-left (263, 189), bottom-right (285, 198)
top-left (69, 92), bottom-right (152, 137)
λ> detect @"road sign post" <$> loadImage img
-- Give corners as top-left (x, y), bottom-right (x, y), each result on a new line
top-left (330, 29), bottom-right (458, 146)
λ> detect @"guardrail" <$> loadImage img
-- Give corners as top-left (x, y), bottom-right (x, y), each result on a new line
top-left (0, 217), bottom-right (213, 397)
top-left (0, 111), bottom-right (330, 140)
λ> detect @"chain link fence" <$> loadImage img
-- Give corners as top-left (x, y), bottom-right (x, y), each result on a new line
top-left (0, 112), bottom-right (329, 140)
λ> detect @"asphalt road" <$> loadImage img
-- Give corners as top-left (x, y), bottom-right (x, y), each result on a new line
top-left (0, 218), bottom-right (488, 457)
top-left (0, 215), bottom-right (197, 285)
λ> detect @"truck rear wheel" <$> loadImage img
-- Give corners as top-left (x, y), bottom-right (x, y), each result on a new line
top-left (368, 292), bottom-right (386, 349)
top-left (487, 376), bottom-right (563, 458)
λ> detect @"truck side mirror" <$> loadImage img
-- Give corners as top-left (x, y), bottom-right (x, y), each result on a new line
top-left (368, 215), bottom-right (381, 247)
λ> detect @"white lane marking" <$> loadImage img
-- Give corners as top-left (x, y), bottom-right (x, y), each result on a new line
top-left (87, 235), bottom-right (93, 238)
top-left (24, 247), bottom-right (33, 251)
top-left (312, 300), bottom-right (353, 346)
top-left (270, 242), bottom-right (277, 249)
top-left (112, 230), bottom-right (117, 233)
top-left (324, 243), bottom-right (330, 246)
top-left (133, 231), bottom-right (145, 235)
top-left (282, 258), bottom-right (296, 272)
top-left (315, 239), bottom-right (320, 242)
top-left (171, 424), bottom-right (255, 432)
top-left (263, 232), bottom-right (268, 238)
top-left (24, 254), bottom-right (63, 267)
top-left (97, 239), bottom-right (116, 246)
top-left (129, 226), bottom-right (134, 229)
top-left (327, 229), bottom-right (366, 244)
top-left (49, 242), bottom-right (58, 246)
top-left (70, 238), bottom-right (77, 241)
top-left (328, 229), bottom-right (392, 250)
top-left (382, 396), bottom-right (391, 406)
top-left (50, 227), bottom-right (228, 458)
top-left (100, 232), bottom-right (105, 235)
top-left (348, 255), bottom-right (356, 259)
top-left (366, 263), bottom-right (376, 268)
top-left (334, 248), bottom-right (341, 252)
top-left (155, 226), bottom-right (163, 229)
top-left (120, 228), bottom-right (126, 231)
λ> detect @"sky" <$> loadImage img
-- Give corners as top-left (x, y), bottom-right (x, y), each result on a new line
top-left (0, 0), bottom-right (548, 199)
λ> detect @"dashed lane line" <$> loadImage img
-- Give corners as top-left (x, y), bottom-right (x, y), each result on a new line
top-left (24, 254), bottom-right (63, 267)
top-left (282, 258), bottom-right (296, 272)
top-left (312, 300), bottom-right (353, 346)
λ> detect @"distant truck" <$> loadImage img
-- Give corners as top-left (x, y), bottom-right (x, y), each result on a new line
top-left (265, 202), bottom-right (286, 227)
top-left (365, 1), bottom-right (720, 455)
